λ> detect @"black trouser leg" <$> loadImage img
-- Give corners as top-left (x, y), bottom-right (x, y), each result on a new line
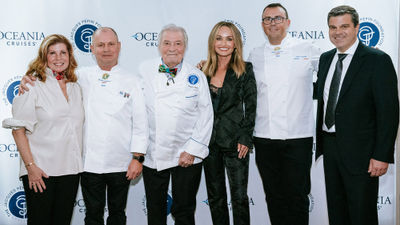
top-left (143, 166), bottom-right (170, 225)
top-left (81, 172), bottom-right (107, 225)
top-left (254, 137), bottom-right (312, 225)
top-left (224, 152), bottom-right (250, 225)
top-left (322, 133), bottom-right (378, 225)
top-left (22, 174), bottom-right (79, 225)
top-left (50, 175), bottom-right (80, 225)
top-left (204, 145), bottom-right (250, 225)
top-left (105, 172), bottom-right (130, 225)
top-left (203, 147), bottom-right (229, 225)
top-left (171, 163), bottom-right (202, 225)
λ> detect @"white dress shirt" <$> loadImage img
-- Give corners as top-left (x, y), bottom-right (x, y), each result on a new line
top-left (138, 58), bottom-right (213, 171)
top-left (248, 36), bottom-right (320, 140)
top-left (3, 68), bottom-right (84, 177)
top-left (323, 39), bottom-right (359, 132)
top-left (78, 65), bottom-right (149, 173)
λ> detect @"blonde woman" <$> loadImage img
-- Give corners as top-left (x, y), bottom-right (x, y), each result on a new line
top-left (201, 21), bottom-right (256, 225)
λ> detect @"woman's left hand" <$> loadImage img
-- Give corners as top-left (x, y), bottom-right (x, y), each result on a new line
top-left (237, 143), bottom-right (249, 159)
top-left (27, 164), bottom-right (48, 193)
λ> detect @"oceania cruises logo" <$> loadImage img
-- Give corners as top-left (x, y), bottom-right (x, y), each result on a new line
top-left (358, 17), bottom-right (384, 47)
top-left (0, 143), bottom-right (18, 158)
top-left (288, 30), bottom-right (325, 40)
top-left (70, 19), bottom-right (101, 53)
top-left (131, 32), bottom-right (159, 47)
top-left (377, 195), bottom-right (392, 211)
top-left (4, 187), bottom-right (27, 220)
top-left (0, 31), bottom-right (45, 47)
top-left (2, 76), bottom-right (22, 107)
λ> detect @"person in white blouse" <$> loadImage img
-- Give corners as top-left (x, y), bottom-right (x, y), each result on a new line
top-left (247, 3), bottom-right (320, 225)
top-left (19, 27), bottom-right (149, 225)
top-left (138, 24), bottom-right (213, 225)
top-left (2, 34), bottom-right (84, 225)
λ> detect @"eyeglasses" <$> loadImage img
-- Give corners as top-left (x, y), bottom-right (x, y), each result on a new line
top-left (262, 16), bottom-right (287, 25)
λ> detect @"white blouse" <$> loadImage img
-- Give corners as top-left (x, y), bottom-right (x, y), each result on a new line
top-left (2, 68), bottom-right (84, 177)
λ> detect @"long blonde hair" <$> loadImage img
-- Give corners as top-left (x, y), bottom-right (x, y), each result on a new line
top-left (202, 21), bottom-right (246, 78)
top-left (25, 34), bottom-right (78, 82)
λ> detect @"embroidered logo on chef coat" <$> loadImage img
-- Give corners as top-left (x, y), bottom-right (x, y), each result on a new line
top-left (188, 74), bottom-right (199, 85)
top-left (293, 56), bottom-right (309, 60)
top-left (119, 91), bottom-right (130, 98)
top-left (98, 73), bottom-right (112, 87)
top-left (272, 47), bottom-right (282, 57)
top-left (102, 73), bottom-right (110, 79)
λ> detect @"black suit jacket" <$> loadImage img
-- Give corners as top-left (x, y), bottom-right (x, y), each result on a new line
top-left (209, 62), bottom-right (257, 150)
top-left (315, 42), bottom-right (399, 174)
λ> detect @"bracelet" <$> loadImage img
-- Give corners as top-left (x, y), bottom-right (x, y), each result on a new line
top-left (25, 162), bottom-right (34, 167)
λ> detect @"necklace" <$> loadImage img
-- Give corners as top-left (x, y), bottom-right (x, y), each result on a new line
top-left (52, 70), bottom-right (65, 80)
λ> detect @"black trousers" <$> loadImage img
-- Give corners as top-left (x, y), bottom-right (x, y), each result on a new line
top-left (81, 172), bottom-right (130, 225)
top-left (203, 145), bottom-right (250, 225)
top-left (143, 163), bottom-right (202, 225)
top-left (322, 132), bottom-right (379, 225)
top-left (254, 137), bottom-right (312, 225)
top-left (22, 174), bottom-right (79, 225)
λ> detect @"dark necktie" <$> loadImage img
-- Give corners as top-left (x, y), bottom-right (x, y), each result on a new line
top-left (325, 53), bottom-right (347, 129)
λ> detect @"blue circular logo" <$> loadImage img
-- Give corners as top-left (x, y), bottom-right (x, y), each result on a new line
top-left (358, 22), bottom-right (380, 47)
top-left (6, 80), bottom-right (20, 104)
top-left (74, 24), bottom-right (97, 53)
top-left (8, 191), bottom-right (27, 219)
top-left (188, 74), bottom-right (199, 85)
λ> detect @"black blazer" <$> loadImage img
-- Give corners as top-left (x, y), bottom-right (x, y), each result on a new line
top-left (209, 62), bottom-right (257, 150)
top-left (315, 42), bottom-right (399, 174)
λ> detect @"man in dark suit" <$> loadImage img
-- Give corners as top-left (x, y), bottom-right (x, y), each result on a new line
top-left (316, 5), bottom-right (399, 225)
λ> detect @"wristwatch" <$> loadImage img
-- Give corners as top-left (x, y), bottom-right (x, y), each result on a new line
top-left (132, 154), bottom-right (145, 163)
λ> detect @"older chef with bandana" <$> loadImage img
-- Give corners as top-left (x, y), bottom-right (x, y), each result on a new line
top-left (138, 24), bottom-right (213, 225)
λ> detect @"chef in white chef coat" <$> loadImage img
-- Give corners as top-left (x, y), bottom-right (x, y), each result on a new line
top-left (138, 24), bottom-right (213, 225)
top-left (19, 27), bottom-right (149, 225)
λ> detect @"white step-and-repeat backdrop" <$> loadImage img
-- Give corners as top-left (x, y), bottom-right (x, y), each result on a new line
top-left (0, 0), bottom-right (398, 224)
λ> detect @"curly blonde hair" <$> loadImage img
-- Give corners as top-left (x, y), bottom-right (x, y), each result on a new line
top-left (25, 34), bottom-right (78, 82)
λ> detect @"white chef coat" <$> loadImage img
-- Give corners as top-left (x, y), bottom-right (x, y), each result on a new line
top-left (323, 39), bottom-right (359, 132)
top-left (248, 36), bottom-right (320, 139)
top-left (78, 65), bottom-right (149, 173)
top-left (138, 58), bottom-right (213, 171)
top-left (3, 68), bottom-right (84, 177)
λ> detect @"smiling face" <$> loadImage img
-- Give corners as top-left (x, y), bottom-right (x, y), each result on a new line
top-left (328, 14), bottom-right (359, 52)
top-left (46, 42), bottom-right (69, 73)
top-left (159, 30), bottom-right (186, 68)
top-left (262, 6), bottom-right (290, 45)
top-left (90, 28), bottom-right (121, 71)
top-left (214, 26), bottom-right (235, 58)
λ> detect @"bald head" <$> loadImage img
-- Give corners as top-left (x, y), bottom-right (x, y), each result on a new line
top-left (90, 27), bottom-right (121, 71)
top-left (92, 27), bottom-right (119, 42)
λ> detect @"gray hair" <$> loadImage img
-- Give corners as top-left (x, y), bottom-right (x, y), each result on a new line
top-left (158, 24), bottom-right (188, 48)
top-left (328, 5), bottom-right (359, 26)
